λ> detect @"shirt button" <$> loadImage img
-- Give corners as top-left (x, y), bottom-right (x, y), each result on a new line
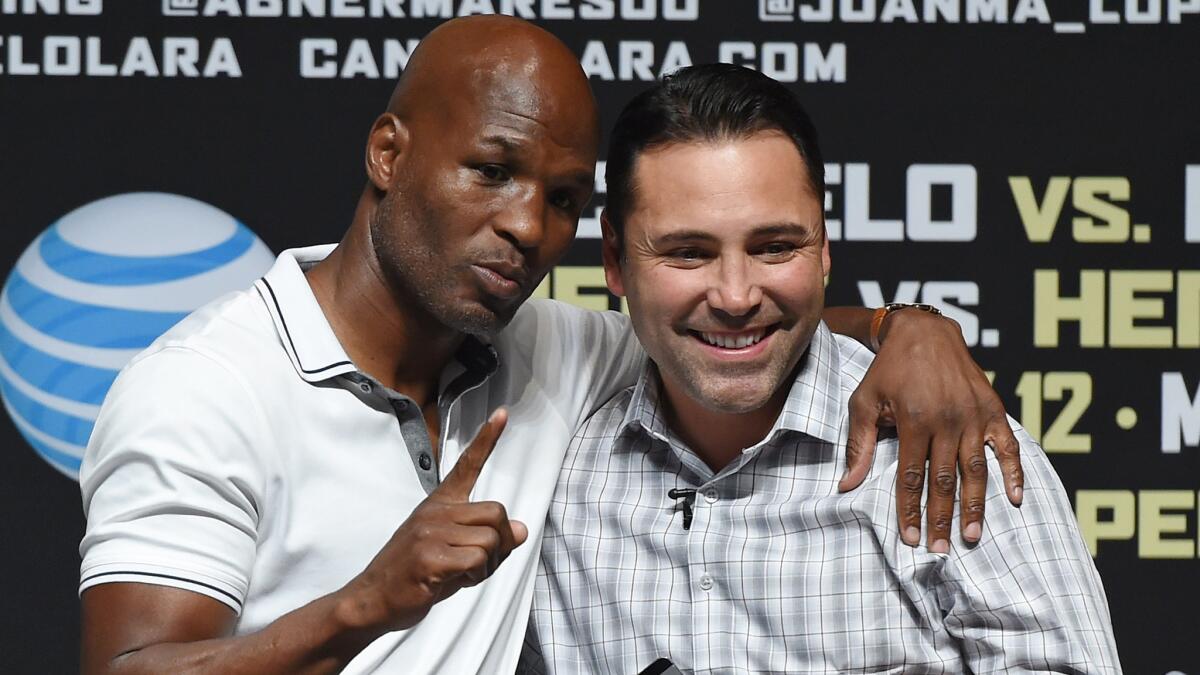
top-left (418, 453), bottom-right (432, 470)
top-left (703, 488), bottom-right (718, 503)
top-left (698, 574), bottom-right (714, 591)
top-left (358, 381), bottom-right (372, 394)
top-left (394, 399), bottom-right (409, 411)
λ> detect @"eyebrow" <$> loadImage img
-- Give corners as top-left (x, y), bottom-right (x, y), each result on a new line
top-left (654, 229), bottom-right (718, 246)
top-left (653, 222), bottom-right (816, 245)
top-left (748, 222), bottom-right (816, 238)
top-left (565, 169), bottom-right (595, 190)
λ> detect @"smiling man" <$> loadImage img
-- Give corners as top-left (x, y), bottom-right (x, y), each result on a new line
top-left (80, 17), bottom-right (1024, 675)
top-left (522, 64), bottom-right (1120, 674)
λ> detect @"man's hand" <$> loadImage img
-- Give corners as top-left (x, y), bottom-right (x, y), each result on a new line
top-left (338, 408), bottom-right (528, 634)
top-left (836, 309), bottom-right (1024, 552)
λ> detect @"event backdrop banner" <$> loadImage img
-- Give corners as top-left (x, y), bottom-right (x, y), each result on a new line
top-left (1, 2), bottom-right (1196, 672)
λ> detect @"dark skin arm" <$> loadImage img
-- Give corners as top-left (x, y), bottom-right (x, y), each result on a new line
top-left (822, 306), bottom-right (1024, 552)
top-left (81, 412), bottom-right (524, 675)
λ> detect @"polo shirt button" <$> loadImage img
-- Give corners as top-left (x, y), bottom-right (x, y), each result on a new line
top-left (698, 574), bottom-right (714, 591)
top-left (418, 453), bottom-right (432, 470)
top-left (358, 381), bottom-right (372, 394)
top-left (703, 488), bottom-right (718, 503)
top-left (394, 399), bottom-right (409, 411)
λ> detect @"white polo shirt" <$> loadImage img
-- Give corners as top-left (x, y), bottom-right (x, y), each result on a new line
top-left (79, 244), bottom-right (643, 673)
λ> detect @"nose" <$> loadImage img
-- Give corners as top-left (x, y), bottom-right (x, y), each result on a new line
top-left (706, 255), bottom-right (762, 317)
top-left (494, 186), bottom-right (546, 250)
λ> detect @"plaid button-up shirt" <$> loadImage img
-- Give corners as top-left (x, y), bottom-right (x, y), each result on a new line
top-left (521, 324), bottom-right (1119, 674)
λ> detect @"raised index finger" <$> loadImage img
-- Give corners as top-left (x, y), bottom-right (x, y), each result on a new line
top-left (436, 408), bottom-right (508, 502)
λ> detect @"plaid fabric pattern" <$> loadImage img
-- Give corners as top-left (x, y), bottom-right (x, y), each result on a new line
top-left (520, 324), bottom-right (1120, 674)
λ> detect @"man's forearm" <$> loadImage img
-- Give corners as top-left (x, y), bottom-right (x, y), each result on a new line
top-left (821, 306), bottom-right (876, 349)
top-left (84, 586), bottom-right (384, 675)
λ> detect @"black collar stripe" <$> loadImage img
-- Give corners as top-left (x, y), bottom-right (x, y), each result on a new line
top-left (258, 277), bottom-right (352, 376)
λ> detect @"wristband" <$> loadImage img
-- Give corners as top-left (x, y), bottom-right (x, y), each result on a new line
top-left (869, 303), bottom-right (943, 352)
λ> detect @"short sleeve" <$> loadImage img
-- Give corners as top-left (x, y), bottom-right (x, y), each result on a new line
top-left (78, 346), bottom-right (270, 613)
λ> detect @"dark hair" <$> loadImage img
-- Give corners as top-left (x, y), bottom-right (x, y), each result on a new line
top-left (604, 63), bottom-right (825, 243)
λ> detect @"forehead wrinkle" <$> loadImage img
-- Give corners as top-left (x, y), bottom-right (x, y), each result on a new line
top-left (479, 110), bottom-right (549, 139)
top-left (492, 108), bottom-right (548, 127)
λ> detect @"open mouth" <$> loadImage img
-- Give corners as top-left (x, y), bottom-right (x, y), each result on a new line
top-left (689, 326), bottom-right (777, 350)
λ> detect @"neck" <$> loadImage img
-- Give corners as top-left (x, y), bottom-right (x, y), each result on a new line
top-left (305, 196), bottom-right (463, 407)
top-left (658, 372), bottom-right (791, 473)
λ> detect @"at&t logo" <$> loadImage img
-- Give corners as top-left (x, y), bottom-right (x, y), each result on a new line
top-left (0, 192), bottom-right (274, 478)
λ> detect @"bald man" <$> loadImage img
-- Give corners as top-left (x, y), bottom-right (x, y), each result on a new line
top-left (78, 16), bottom-right (1021, 675)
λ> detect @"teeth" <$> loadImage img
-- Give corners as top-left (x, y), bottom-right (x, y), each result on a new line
top-left (699, 329), bottom-right (766, 349)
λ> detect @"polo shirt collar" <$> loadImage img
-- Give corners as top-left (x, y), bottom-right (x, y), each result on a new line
top-left (254, 245), bottom-right (499, 386)
top-left (256, 245), bottom-right (356, 383)
top-left (620, 321), bottom-right (845, 447)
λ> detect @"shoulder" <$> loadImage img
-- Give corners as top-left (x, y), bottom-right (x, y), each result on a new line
top-left (579, 385), bottom-right (637, 435)
top-left (84, 288), bottom-right (280, 483)
top-left (502, 298), bottom-right (631, 342)
top-left (561, 384), bottom-right (637, 465)
top-left (112, 284), bottom-right (296, 408)
top-left (128, 285), bottom-right (277, 375)
top-left (490, 300), bottom-right (643, 407)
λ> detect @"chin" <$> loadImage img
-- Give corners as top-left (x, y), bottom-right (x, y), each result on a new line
top-left (692, 381), bottom-right (777, 415)
top-left (439, 299), bottom-right (519, 337)
top-left (444, 308), bottom-right (505, 337)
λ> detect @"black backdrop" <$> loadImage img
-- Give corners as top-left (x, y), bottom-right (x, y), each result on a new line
top-left (1, 2), bottom-right (1197, 672)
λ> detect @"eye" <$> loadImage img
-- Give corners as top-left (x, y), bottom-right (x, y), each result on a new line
top-left (670, 247), bottom-right (707, 261)
top-left (477, 164), bottom-right (510, 182)
top-left (549, 190), bottom-right (576, 212)
top-left (759, 241), bottom-right (797, 258)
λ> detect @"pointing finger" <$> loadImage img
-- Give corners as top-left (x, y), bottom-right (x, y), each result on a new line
top-left (436, 408), bottom-right (507, 501)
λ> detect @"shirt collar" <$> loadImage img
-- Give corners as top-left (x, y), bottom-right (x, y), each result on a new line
top-left (620, 321), bottom-right (845, 447)
top-left (766, 321), bottom-right (844, 446)
top-left (256, 244), bottom-right (356, 383)
top-left (619, 359), bottom-right (671, 441)
top-left (254, 244), bottom-right (498, 386)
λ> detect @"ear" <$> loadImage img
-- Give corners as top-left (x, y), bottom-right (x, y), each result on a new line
top-left (365, 113), bottom-right (410, 192)
top-left (820, 223), bottom-right (831, 277)
top-left (600, 209), bottom-right (626, 297)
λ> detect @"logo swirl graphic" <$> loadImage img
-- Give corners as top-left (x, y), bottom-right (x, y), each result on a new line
top-left (0, 193), bottom-right (275, 478)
